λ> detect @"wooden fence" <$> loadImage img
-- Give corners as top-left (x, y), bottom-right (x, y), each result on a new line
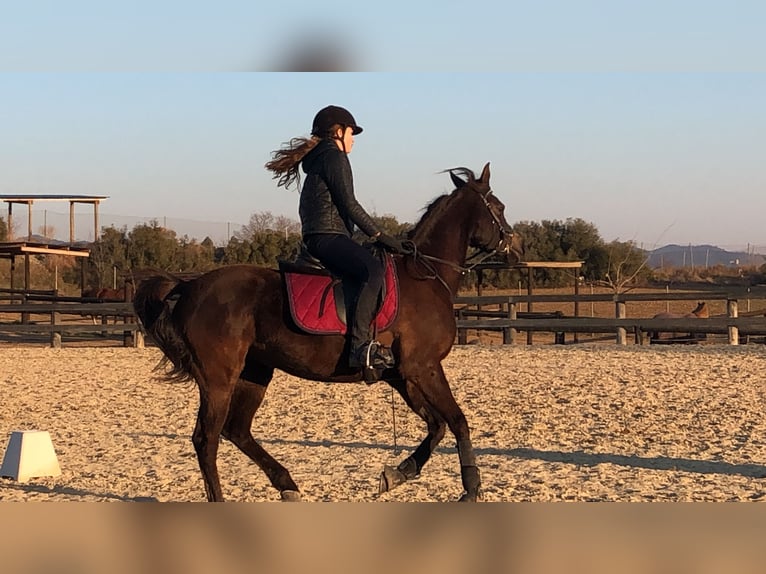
top-left (4, 287), bottom-right (766, 349)
top-left (0, 300), bottom-right (143, 348)
top-left (0, 288), bottom-right (58, 303)
top-left (455, 290), bottom-right (766, 346)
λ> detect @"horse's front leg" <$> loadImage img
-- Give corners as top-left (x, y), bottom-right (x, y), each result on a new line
top-left (379, 378), bottom-right (447, 494)
top-left (456, 438), bottom-right (480, 502)
top-left (406, 362), bottom-right (481, 502)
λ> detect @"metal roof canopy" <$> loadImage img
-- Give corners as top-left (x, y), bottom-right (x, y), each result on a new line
top-left (1, 194), bottom-right (109, 244)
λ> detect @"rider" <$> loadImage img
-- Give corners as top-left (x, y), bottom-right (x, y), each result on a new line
top-left (265, 105), bottom-right (408, 370)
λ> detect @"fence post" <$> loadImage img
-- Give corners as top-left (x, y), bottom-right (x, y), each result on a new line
top-left (727, 298), bottom-right (739, 345)
top-left (124, 310), bottom-right (136, 347)
top-left (457, 308), bottom-right (467, 345)
top-left (21, 292), bottom-right (29, 325)
top-left (503, 300), bottom-right (516, 345)
top-left (615, 299), bottom-right (627, 345)
top-left (50, 310), bottom-right (61, 349)
top-left (573, 274), bottom-right (580, 344)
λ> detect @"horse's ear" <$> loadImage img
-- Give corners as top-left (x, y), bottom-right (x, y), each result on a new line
top-left (479, 162), bottom-right (491, 184)
top-left (450, 170), bottom-right (467, 189)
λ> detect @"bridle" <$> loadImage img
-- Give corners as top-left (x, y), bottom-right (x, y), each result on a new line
top-left (404, 187), bottom-right (517, 295)
top-left (478, 188), bottom-right (516, 258)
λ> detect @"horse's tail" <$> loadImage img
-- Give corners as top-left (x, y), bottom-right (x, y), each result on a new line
top-left (133, 271), bottom-right (195, 383)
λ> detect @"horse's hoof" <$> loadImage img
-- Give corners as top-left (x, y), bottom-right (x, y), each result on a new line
top-left (458, 489), bottom-right (482, 502)
top-left (280, 490), bottom-right (301, 502)
top-left (378, 465), bottom-right (408, 494)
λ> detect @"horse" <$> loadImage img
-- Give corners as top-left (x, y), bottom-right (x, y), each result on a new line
top-left (133, 163), bottom-right (524, 502)
top-left (650, 301), bottom-right (709, 344)
top-left (82, 286), bottom-right (131, 301)
top-left (82, 285), bottom-right (133, 325)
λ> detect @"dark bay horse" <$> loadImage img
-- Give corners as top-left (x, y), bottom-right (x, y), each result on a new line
top-left (82, 285), bottom-right (133, 325)
top-left (83, 287), bottom-right (122, 300)
top-left (133, 163), bottom-right (524, 502)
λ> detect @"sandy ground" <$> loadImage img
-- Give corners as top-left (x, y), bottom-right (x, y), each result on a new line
top-left (2, 343), bottom-right (766, 502)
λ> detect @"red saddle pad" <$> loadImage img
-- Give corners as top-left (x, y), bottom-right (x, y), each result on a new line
top-left (283, 254), bottom-right (399, 335)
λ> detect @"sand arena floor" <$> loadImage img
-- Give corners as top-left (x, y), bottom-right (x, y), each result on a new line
top-left (2, 344), bottom-right (766, 502)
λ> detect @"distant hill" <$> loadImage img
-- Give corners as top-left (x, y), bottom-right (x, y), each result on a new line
top-left (647, 244), bottom-right (766, 268)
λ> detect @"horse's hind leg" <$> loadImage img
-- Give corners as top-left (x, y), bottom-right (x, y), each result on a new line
top-left (222, 370), bottom-right (301, 501)
top-left (379, 378), bottom-right (447, 495)
top-left (193, 381), bottom-right (236, 502)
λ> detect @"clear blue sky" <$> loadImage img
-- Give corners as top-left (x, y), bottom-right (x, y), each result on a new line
top-left (1, 3), bottom-right (764, 250)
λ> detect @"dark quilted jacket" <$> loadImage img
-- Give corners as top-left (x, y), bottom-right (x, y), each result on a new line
top-left (299, 138), bottom-right (379, 238)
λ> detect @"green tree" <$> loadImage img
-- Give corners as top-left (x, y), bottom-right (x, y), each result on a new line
top-left (557, 218), bottom-right (612, 283)
top-left (250, 233), bottom-right (283, 265)
top-left (200, 236), bottom-right (216, 263)
top-left (177, 236), bottom-right (216, 272)
top-left (86, 226), bottom-right (129, 288)
top-left (222, 237), bottom-right (253, 264)
top-left (492, 218), bottom-right (611, 288)
top-left (224, 231), bottom-right (301, 267)
top-left (126, 220), bottom-right (179, 270)
top-left (510, 220), bottom-right (565, 286)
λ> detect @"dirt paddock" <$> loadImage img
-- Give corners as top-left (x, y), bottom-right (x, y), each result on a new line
top-left (2, 344), bottom-right (766, 502)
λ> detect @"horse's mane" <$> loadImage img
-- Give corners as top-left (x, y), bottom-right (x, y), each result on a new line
top-left (408, 167), bottom-right (477, 240)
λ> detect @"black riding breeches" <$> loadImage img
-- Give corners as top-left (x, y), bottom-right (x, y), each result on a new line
top-left (303, 233), bottom-right (385, 348)
top-left (304, 234), bottom-right (385, 349)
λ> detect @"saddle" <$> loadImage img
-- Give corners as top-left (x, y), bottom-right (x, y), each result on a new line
top-left (279, 245), bottom-right (399, 335)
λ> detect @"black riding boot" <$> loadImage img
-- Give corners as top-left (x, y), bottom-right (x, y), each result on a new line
top-left (348, 282), bottom-right (394, 370)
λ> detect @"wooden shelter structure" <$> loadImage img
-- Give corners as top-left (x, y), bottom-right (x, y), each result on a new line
top-left (0, 194), bottom-right (108, 294)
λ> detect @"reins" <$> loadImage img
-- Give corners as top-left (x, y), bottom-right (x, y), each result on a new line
top-left (405, 244), bottom-right (502, 296)
top-left (419, 248), bottom-right (503, 273)
top-left (401, 242), bottom-right (456, 294)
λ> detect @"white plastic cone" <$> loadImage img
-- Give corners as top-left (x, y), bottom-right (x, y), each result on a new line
top-left (0, 430), bottom-right (62, 482)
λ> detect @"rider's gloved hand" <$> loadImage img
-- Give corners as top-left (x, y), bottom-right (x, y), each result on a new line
top-left (376, 233), bottom-right (410, 254)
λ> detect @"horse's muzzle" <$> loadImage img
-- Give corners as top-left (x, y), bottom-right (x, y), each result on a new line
top-left (501, 232), bottom-right (524, 264)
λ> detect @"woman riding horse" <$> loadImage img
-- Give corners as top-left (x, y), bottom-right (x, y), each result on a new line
top-left (265, 105), bottom-right (410, 370)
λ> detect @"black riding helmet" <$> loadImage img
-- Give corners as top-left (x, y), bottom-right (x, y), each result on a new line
top-left (311, 105), bottom-right (363, 137)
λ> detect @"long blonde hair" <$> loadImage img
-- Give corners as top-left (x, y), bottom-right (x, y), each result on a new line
top-left (265, 136), bottom-right (321, 190)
